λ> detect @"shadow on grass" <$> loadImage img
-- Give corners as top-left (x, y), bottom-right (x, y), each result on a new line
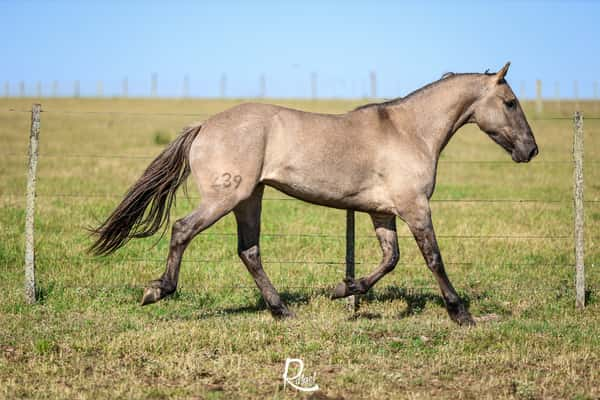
top-left (194, 284), bottom-right (474, 321)
top-left (28, 281), bottom-right (478, 322)
top-left (355, 285), bottom-right (468, 319)
top-left (196, 288), bottom-right (327, 320)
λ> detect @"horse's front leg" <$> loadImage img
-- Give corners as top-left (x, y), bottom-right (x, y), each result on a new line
top-left (332, 213), bottom-right (399, 299)
top-left (406, 201), bottom-right (475, 326)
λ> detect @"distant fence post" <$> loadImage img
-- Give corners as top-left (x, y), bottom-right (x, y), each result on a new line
top-left (573, 112), bottom-right (585, 309)
top-left (311, 72), bottom-right (318, 100)
top-left (220, 73), bottom-right (227, 98)
top-left (346, 210), bottom-right (359, 312)
top-left (519, 81), bottom-right (526, 100)
top-left (183, 74), bottom-right (190, 98)
top-left (24, 104), bottom-right (41, 304)
top-left (369, 71), bottom-right (377, 98)
top-left (594, 81), bottom-right (598, 115)
top-left (535, 80), bottom-right (543, 115)
top-left (554, 81), bottom-right (561, 115)
top-left (151, 73), bottom-right (158, 97)
top-left (96, 81), bottom-right (103, 97)
top-left (259, 74), bottom-right (266, 98)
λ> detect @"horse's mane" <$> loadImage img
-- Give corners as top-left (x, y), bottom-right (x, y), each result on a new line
top-left (353, 69), bottom-right (494, 111)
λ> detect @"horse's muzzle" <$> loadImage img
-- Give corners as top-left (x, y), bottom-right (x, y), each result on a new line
top-left (513, 142), bottom-right (539, 163)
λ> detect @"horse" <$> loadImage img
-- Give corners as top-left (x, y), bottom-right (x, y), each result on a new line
top-left (90, 62), bottom-right (538, 326)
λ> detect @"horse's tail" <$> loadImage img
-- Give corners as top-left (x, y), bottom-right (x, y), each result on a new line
top-left (89, 124), bottom-right (202, 255)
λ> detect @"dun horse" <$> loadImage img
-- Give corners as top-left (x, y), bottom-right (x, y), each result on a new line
top-left (91, 62), bottom-right (538, 325)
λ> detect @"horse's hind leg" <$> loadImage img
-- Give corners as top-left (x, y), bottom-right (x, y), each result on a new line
top-left (233, 185), bottom-right (295, 319)
top-left (332, 213), bottom-right (399, 299)
top-left (141, 199), bottom-right (234, 305)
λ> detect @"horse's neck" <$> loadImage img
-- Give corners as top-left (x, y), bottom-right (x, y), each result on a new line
top-left (390, 76), bottom-right (483, 159)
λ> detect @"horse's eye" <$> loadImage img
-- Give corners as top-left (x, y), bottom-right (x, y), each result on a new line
top-left (505, 99), bottom-right (516, 109)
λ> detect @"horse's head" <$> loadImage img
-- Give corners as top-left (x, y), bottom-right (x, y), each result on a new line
top-left (471, 62), bottom-right (539, 163)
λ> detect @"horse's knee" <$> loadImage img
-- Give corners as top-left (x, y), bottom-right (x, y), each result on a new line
top-left (238, 245), bottom-right (260, 268)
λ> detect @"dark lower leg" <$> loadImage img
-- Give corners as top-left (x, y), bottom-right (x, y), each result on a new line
top-left (333, 214), bottom-right (399, 299)
top-left (141, 204), bottom-right (225, 305)
top-left (239, 245), bottom-right (294, 318)
top-left (410, 219), bottom-right (474, 326)
top-left (234, 186), bottom-right (293, 319)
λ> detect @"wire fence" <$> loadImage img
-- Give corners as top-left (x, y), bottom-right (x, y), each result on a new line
top-left (2, 191), bottom-right (599, 204)
top-left (2, 104), bottom-right (596, 302)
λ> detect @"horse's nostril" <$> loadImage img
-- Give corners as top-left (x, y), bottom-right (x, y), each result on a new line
top-left (528, 146), bottom-right (539, 160)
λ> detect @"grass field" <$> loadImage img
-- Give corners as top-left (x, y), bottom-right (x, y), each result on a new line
top-left (1, 97), bottom-right (599, 399)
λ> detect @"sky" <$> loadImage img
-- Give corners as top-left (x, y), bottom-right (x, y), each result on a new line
top-left (1, 1), bottom-right (599, 99)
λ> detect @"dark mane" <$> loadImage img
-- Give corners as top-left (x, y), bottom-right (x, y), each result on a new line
top-left (353, 69), bottom-right (494, 111)
top-left (353, 97), bottom-right (404, 111)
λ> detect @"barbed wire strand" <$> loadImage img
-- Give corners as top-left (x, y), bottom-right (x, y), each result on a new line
top-left (35, 255), bottom-right (578, 266)
top-left (18, 282), bottom-right (588, 296)
top-left (3, 152), bottom-right (599, 163)
top-left (1, 108), bottom-right (212, 117)
top-left (2, 192), bottom-right (598, 204)
top-left (18, 228), bottom-right (582, 239)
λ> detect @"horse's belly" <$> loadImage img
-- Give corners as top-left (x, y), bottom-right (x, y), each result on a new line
top-left (261, 168), bottom-right (395, 213)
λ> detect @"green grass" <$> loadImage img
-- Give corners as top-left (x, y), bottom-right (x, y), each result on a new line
top-left (1, 97), bottom-right (599, 399)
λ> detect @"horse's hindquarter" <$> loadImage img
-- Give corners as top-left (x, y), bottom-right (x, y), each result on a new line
top-left (188, 103), bottom-right (279, 201)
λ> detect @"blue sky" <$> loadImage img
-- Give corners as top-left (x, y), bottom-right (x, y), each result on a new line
top-left (1, 1), bottom-right (598, 98)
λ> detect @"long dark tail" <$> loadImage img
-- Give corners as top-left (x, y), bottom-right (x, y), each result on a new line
top-left (89, 124), bottom-right (202, 255)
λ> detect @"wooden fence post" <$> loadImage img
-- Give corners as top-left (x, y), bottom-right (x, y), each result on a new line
top-left (573, 112), bottom-right (585, 309)
top-left (24, 104), bottom-right (41, 304)
top-left (573, 81), bottom-right (579, 112)
top-left (346, 210), bottom-right (359, 312)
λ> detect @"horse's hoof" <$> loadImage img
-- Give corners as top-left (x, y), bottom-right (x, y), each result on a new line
top-left (272, 307), bottom-right (296, 320)
top-left (456, 313), bottom-right (476, 326)
top-left (448, 304), bottom-right (476, 326)
top-left (332, 278), bottom-right (366, 299)
top-left (141, 287), bottom-right (161, 306)
top-left (331, 281), bottom-right (350, 299)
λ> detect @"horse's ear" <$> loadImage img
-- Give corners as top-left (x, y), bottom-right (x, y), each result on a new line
top-left (496, 62), bottom-right (511, 83)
